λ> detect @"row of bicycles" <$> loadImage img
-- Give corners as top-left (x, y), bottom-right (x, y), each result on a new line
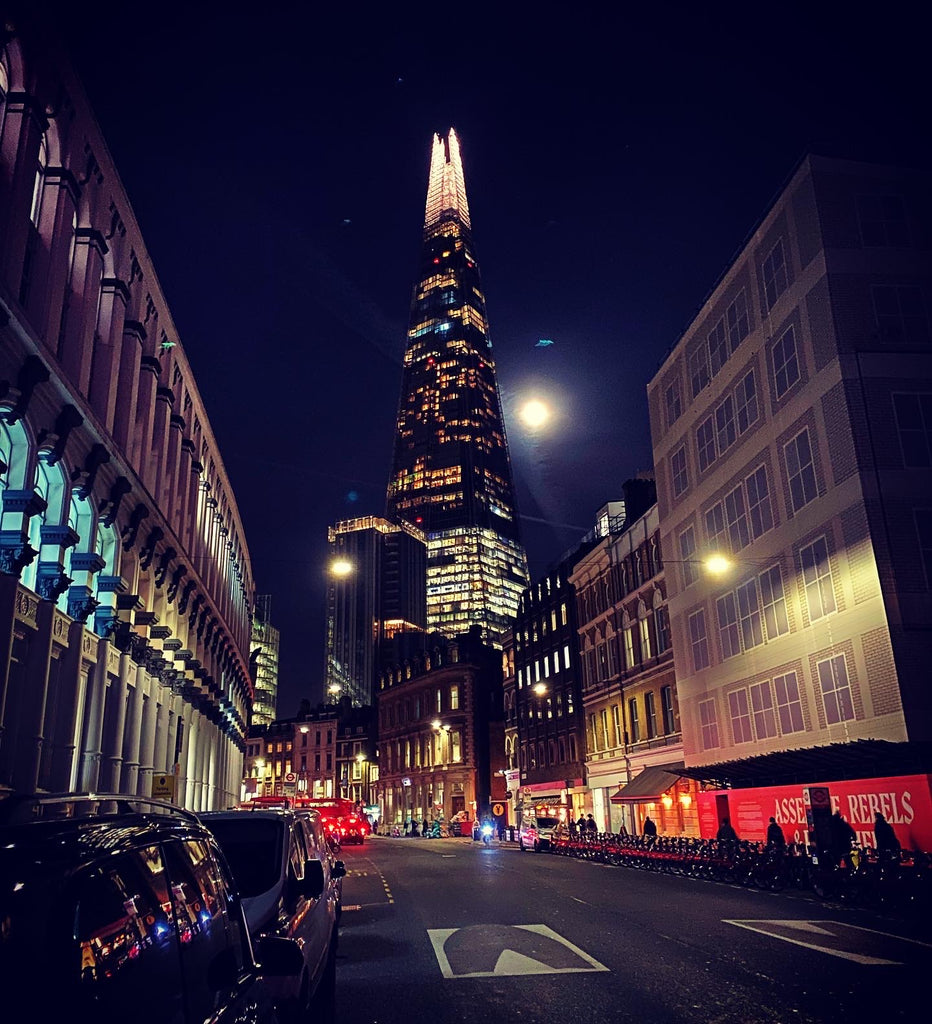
top-left (548, 831), bottom-right (932, 914)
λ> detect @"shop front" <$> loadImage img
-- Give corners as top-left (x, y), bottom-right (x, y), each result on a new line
top-left (610, 762), bottom-right (701, 836)
top-left (697, 773), bottom-right (932, 850)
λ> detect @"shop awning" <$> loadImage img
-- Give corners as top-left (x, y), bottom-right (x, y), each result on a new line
top-left (610, 762), bottom-right (684, 803)
top-left (674, 739), bottom-right (932, 790)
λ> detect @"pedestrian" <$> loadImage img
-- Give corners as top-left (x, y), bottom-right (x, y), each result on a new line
top-left (585, 813), bottom-right (598, 833)
top-left (577, 814), bottom-right (586, 832)
top-left (766, 817), bottom-right (785, 847)
top-left (643, 816), bottom-right (657, 843)
top-left (716, 817), bottom-right (738, 842)
top-left (829, 811), bottom-right (856, 868)
top-left (874, 812), bottom-right (900, 855)
top-left (569, 817), bottom-right (578, 835)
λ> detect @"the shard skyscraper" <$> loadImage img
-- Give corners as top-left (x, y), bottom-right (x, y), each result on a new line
top-left (386, 129), bottom-right (529, 643)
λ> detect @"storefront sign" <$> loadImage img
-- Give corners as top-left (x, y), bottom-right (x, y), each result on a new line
top-left (698, 774), bottom-right (932, 850)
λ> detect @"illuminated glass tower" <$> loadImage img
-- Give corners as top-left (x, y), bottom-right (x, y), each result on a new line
top-left (387, 128), bottom-right (529, 643)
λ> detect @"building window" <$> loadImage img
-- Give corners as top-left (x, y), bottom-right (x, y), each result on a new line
top-left (736, 578), bottom-right (764, 650)
top-left (893, 393), bottom-right (932, 467)
top-left (451, 730), bottom-right (462, 762)
top-left (612, 704), bottom-right (622, 747)
top-left (699, 698), bottom-right (719, 750)
top-left (716, 593), bottom-right (741, 659)
top-left (772, 325), bottom-right (800, 399)
top-left (762, 237), bottom-right (788, 310)
top-left (623, 625), bottom-right (635, 670)
top-left (800, 535), bottom-right (836, 620)
top-left (689, 341), bottom-right (710, 398)
top-left (639, 615), bottom-right (652, 660)
top-left (774, 671), bottom-right (804, 734)
top-left (450, 684), bottom-right (460, 710)
top-left (600, 708), bottom-right (610, 749)
top-left (696, 416), bottom-right (716, 472)
top-left (872, 285), bottom-right (928, 346)
top-left (563, 644), bottom-right (570, 669)
top-left (655, 604), bottom-right (671, 654)
top-left (644, 691), bottom-right (657, 739)
top-left (436, 688), bottom-right (442, 712)
top-left (817, 654), bottom-right (856, 724)
top-left (671, 445), bottom-right (688, 497)
top-left (628, 699), bottom-right (640, 743)
top-left (857, 194), bottom-right (909, 247)
top-left (735, 370), bottom-right (759, 434)
top-left (750, 680), bottom-right (778, 739)
top-left (708, 317), bottom-right (729, 377)
top-left (784, 428), bottom-right (818, 512)
top-left (728, 689), bottom-right (754, 744)
top-left (759, 564), bottom-right (790, 638)
top-left (726, 289), bottom-right (750, 351)
top-left (745, 466), bottom-right (774, 539)
top-left (679, 526), bottom-right (697, 586)
top-left (665, 379), bottom-right (682, 428)
top-left (705, 502), bottom-right (727, 554)
top-left (661, 685), bottom-right (676, 733)
top-left (689, 609), bottom-right (710, 671)
top-left (715, 394), bottom-right (736, 454)
top-left (916, 510), bottom-right (932, 588)
top-left (724, 485), bottom-right (751, 552)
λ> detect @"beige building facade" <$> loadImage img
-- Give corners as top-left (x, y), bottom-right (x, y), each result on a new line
top-left (648, 156), bottom-right (932, 784)
top-left (1, 19), bottom-right (255, 809)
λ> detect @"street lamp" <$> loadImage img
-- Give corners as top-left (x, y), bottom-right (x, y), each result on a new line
top-left (329, 557), bottom-right (353, 577)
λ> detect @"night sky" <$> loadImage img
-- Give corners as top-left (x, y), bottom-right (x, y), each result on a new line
top-left (46, 2), bottom-right (928, 714)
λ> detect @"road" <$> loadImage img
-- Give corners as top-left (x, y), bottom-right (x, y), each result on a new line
top-left (333, 835), bottom-right (931, 1024)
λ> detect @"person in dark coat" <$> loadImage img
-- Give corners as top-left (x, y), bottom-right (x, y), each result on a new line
top-left (830, 811), bottom-right (856, 867)
top-left (716, 817), bottom-right (738, 842)
top-left (766, 817), bottom-right (785, 847)
top-left (874, 812), bottom-right (900, 854)
top-left (586, 814), bottom-right (598, 833)
top-left (643, 816), bottom-right (658, 844)
top-left (577, 815), bottom-right (587, 831)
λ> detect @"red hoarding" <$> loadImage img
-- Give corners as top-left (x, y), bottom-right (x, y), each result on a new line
top-left (697, 774), bottom-right (932, 851)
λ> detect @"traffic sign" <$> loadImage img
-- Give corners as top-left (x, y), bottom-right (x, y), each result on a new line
top-left (284, 772), bottom-right (296, 783)
top-left (492, 802), bottom-right (505, 817)
top-left (151, 773), bottom-right (175, 801)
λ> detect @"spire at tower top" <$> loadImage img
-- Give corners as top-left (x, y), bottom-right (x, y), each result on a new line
top-left (424, 128), bottom-right (471, 231)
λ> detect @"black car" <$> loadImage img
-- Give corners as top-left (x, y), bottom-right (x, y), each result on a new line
top-left (0, 792), bottom-right (304, 1024)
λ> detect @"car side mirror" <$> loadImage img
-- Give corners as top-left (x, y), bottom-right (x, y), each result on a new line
top-left (302, 859), bottom-right (325, 899)
top-left (255, 935), bottom-right (304, 977)
top-left (332, 860), bottom-right (346, 879)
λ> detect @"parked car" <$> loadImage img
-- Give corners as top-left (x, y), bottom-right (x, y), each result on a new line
top-left (518, 814), bottom-right (562, 852)
top-left (200, 806), bottom-right (344, 1023)
top-left (0, 792), bottom-right (304, 1024)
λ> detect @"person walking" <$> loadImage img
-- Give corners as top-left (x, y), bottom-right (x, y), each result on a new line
top-left (585, 813), bottom-right (598, 833)
top-left (643, 816), bottom-right (657, 844)
top-left (829, 811), bottom-right (856, 868)
top-left (577, 814), bottom-right (587, 832)
top-left (874, 812), bottom-right (900, 855)
top-left (766, 817), bottom-right (786, 847)
top-left (716, 817), bottom-right (738, 842)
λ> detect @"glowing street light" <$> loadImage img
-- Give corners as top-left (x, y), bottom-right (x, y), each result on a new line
top-left (704, 554), bottom-right (732, 576)
top-left (532, 682), bottom-right (548, 696)
top-left (330, 558), bottom-right (353, 577)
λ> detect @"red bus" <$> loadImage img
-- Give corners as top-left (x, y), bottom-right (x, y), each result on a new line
top-left (296, 797), bottom-right (369, 844)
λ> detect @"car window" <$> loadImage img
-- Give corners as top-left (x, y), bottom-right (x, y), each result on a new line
top-left (536, 817), bottom-right (561, 829)
top-left (73, 845), bottom-right (186, 1023)
top-left (203, 817), bottom-right (284, 897)
top-left (162, 839), bottom-right (240, 1019)
top-left (289, 819), bottom-right (309, 881)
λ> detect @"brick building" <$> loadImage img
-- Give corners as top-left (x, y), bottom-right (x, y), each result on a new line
top-left (647, 155), bottom-right (932, 849)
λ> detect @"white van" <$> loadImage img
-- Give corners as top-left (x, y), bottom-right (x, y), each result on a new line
top-left (518, 814), bottom-right (562, 852)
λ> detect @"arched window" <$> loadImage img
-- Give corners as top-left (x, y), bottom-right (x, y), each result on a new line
top-left (21, 454), bottom-right (67, 595)
top-left (29, 132), bottom-right (48, 227)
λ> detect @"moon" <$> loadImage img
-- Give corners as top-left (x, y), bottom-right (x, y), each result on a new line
top-left (519, 399), bottom-right (551, 428)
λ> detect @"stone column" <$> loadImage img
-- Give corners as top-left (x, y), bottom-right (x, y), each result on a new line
top-left (120, 662), bottom-right (146, 794)
top-left (98, 658), bottom-right (130, 792)
top-left (34, 523), bottom-right (79, 605)
top-left (78, 637), bottom-right (117, 792)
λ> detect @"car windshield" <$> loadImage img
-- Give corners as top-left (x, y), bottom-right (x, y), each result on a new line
top-left (202, 817), bottom-right (283, 897)
top-left (537, 817), bottom-right (561, 829)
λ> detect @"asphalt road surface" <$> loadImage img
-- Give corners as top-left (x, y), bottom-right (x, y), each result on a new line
top-left (333, 835), bottom-right (931, 1024)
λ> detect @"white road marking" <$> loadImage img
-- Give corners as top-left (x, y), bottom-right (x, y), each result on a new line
top-left (724, 919), bottom-right (932, 965)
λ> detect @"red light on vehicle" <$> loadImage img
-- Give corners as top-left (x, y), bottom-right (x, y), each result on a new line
top-left (433, 258), bottom-right (440, 264)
